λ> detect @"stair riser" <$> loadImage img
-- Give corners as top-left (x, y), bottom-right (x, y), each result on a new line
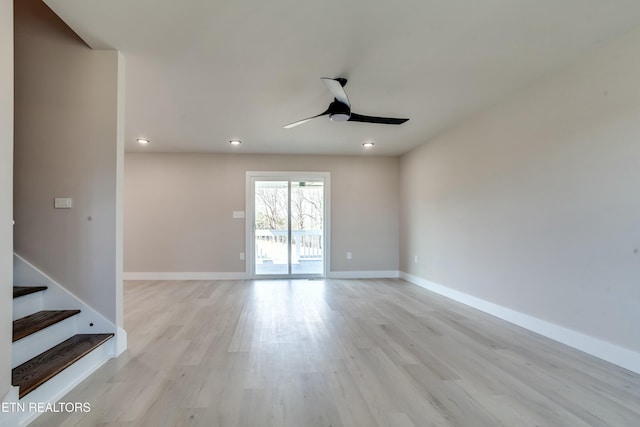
top-left (14, 338), bottom-right (114, 426)
top-left (12, 317), bottom-right (78, 368)
top-left (13, 292), bottom-right (44, 320)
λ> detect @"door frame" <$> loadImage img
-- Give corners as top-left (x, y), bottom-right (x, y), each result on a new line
top-left (245, 171), bottom-right (331, 279)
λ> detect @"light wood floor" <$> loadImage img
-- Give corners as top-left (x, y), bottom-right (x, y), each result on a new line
top-left (32, 279), bottom-right (640, 426)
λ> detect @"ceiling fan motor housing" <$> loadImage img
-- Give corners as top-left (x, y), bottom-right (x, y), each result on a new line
top-left (329, 100), bottom-right (351, 122)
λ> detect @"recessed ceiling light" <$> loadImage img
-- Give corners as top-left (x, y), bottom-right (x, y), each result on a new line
top-left (136, 138), bottom-right (149, 144)
top-left (229, 139), bottom-right (242, 145)
top-left (362, 142), bottom-right (375, 148)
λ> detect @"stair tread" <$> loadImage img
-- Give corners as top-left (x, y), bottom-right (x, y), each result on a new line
top-left (13, 310), bottom-right (81, 342)
top-left (13, 286), bottom-right (48, 299)
top-left (12, 333), bottom-right (114, 398)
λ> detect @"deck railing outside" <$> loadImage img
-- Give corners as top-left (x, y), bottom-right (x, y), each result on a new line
top-left (255, 229), bottom-right (322, 263)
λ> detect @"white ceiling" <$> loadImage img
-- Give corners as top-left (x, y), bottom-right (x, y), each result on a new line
top-left (44, 0), bottom-right (640, 156)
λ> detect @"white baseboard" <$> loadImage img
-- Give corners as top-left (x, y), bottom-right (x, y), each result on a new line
top-left (400, 272), bottom-right (640, 375)
top-left (123, 272), bottom-right (250, 280)
top-left (124, 271), bottom-right (400, 280)
top-left (327, 270), bottom-right (399, 279)
top-left (115, 326), bottom-right (128, 357)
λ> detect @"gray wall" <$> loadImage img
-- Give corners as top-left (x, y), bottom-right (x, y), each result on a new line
top-left (400, 27), bottom-right (640, 353)
top-left (14, 0), bottom-right (123, 323)
top-left (124, 153), bottom-right (400, 274)
top-left (0, 0), bottom-right (13, 400)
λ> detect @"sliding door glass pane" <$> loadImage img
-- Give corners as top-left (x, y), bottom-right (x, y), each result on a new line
top-left (255, 181), bottom-right (289, 275)
top-left (291, 180), bottom-right (323, 275)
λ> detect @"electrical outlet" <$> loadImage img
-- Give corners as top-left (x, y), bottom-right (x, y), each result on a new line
top-left (240, 252), bottom-right (245, 260)
top-left (346, 252), bottom-right (352, 260)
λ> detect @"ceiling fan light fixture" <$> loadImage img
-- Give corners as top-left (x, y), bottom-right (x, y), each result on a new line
top-left (330, 113), bottom-right (350, 122)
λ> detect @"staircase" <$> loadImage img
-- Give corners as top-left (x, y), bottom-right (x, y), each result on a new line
top-left (11, 285), bottom-right (114, 401)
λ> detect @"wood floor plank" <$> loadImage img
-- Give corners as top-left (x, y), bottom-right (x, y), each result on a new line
top-left (29, 279), bottom-right (640, 427)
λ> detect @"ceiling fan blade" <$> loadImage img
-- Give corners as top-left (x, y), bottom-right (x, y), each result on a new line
top-left (283, 110), bottom-right (330, 129)
top-left (321, 77), bottom-right (350, 108)
top-left (348, 113), bottom-right (409, 125)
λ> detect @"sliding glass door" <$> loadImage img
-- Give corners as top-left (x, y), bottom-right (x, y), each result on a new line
top-left (254, 180), bottom-right (289, 275)
top-left (248, 173), bottom-right (328, 278)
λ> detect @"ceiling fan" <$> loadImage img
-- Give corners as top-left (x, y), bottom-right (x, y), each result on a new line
top-left (284, 77), bottom-right (409, 129)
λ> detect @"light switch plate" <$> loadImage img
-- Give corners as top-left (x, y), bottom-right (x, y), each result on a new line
top-left (54, 198), bottom-right (73, 209)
